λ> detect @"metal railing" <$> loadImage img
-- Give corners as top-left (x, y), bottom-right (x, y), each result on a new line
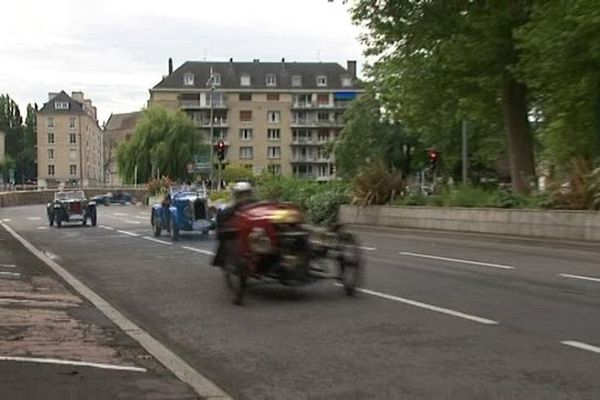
top-left (179, 100), bottom-right (228, 109)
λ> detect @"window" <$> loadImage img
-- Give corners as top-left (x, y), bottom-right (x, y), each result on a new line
top-left (239, 129), bottom-right (253, 141)
top-left (267, 146), bottom-right (281, 159)
top-left (267, 111), bottom-right (280, 123)
top-left (267, 129), bottom-right (280, 141)
top-left (69, 149), bottom-right (77, 160)
top-left (316, 75), bottom-right (327, 86)
top-left (267, 164), bottom-right (281, 175)
top-left (266, 74), bottom-right (277, 87)
top-left (55, 101), bottom-right (69, 109)
top-left (239, 93), bottom-right (252, 101)
top-left (240, 74), bottom-right (251, 86)
top-left (47, 165), bottom-right (55, 176)
top-left (318, 131), bottom-right (329, 142)
top-left (47, 133), bottom-right (54, 144)
top-left (239, 110), bottom-right (252, 121)
top-left (317, 94), bottom-right (329, 105)
top-left (318, 112), bottom-right (329, 122)
top-left (293, 94), bottom-right (312, 106)
top-left (213, 73), bottom-right (221, 86)
top-left (291, 75), bottom-right (302, 87)
top-left (243, 164), bottom-right (253, 170)
top-left (70, 164), bottom-right (77, 175)
top-left (267, 93), bottom-right (280, 101)
top-left (342, 76), bottom-right (352, 87)
top-left (48, 149), bottom-right (54, 160)
top-left (183, 73), bottom-right (195, 86)
top-left (70, 133), bottom-right (77, 144)
top-left (47, 117), bottom-right (54, 128)
top-left (240, 146), bottom-right (254, 159)
top-left (69, 117), bottom-right (76, 128)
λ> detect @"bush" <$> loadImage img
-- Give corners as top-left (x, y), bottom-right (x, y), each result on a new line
top-left (352, 161), bottom-right (405, 206)
top-left (146, 176), bottom-right (174, 195)
top-left (210, 190), bottom-right (231, 203)
top-left (550, 157), bottom-right (599, 210)
top-left (437, 186), bottom-right (495, 208)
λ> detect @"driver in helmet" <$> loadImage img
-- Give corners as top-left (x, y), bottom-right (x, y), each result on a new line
top-left (211, 181), bottom-right (256, 267)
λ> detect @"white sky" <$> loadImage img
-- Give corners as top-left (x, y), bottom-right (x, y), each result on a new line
top-left (0, 0), bottom-right (364, 124)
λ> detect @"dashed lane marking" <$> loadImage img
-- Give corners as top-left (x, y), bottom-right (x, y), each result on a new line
top-left (142, 236), bottom-right (172, 245)
top-left (2, 218), bottom-right (11, 222)
top-left (113, 212), bottom-right (128, 217)
top-left (134, 216), bottom-right (149, 220)
top-left (359, 246), bottom-right (377, 251)
top-left (0, 271), bottom-right (21, 277)
top-left (559, 273), bottom-right (600, 283)
top-left (36, 226), bottom-right (49, 230)
top-left (399, 251), bottom-right (515, 270)
top-left (99, 225), bottom-right (115, 230)
top-left (335, 284), bottom-right (498, 325)
top-left (0, 263), bottom-right (16, 268)
top-left (561, 341), bottom-right (600, 355)
top-left (181, 246), bottom-right (215, 256)
top-left (117, 230), bottom-right (140, 237)
top-left (27, 217), bottom-right (42, 221)
top-left (0, 356), bottom-right (147, 372)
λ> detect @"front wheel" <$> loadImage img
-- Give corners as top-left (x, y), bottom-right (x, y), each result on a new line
top-left (337, 232), bottom-right (363, 296)
top-left (56, 214), bottom-right (62, 228)
top-left (170, 218), bottom-right (179, 241)
top-left (91, 208), bottom-right (97, 226)
top-left (152, 212), bottom-right (161, 237)
top-left (48, 213), bottom-right (54, 227)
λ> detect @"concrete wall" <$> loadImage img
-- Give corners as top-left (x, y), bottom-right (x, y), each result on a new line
top-left (0, 189), bottom-right (148, 208)
top-left (339, 205), bottom-right (600, 242)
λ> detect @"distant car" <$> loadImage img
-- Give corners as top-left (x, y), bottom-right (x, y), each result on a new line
top-left (47, 190), bottom-right (97, 227)
top-left (151, 187), bottom-right (214, 240)
top-left (92, 190), bottom-right (137, 206)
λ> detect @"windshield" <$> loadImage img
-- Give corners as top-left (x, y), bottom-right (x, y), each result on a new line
top-left (55, 191), bottom-right (84, 201)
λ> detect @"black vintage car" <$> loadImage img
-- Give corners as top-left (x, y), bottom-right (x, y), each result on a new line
top-left (47, 190), bottom-right (97, 227)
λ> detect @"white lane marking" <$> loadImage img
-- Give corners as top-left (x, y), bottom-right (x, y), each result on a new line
top-left (359, 246), bottom-right (376, 251)
top-left (36, 226), bottom-right (49, 230)
top-left (117, 230), bottom-right (140, 237)
top-left (399, 252), bottom-right (515, 270)
top-left (113, 212), bottom-right (128, 216)
top-left (561, 341), bottom-right (600, 355)
top-left (559, 273), bottom-right (600, 283)
top-left (0, 356), bottom-right (146, 372)
top-left (0, 220), bottom-right (232, 399)
top-left (337, 284), bottom-right (498, 325)
top-left (142, 236), bottom-right (172, 246)
top-left (125, 220), bottom-right (141, 224)
top-left (0, 263), bottom-right (16, 268)
top-left (0, 271), bottom-right (21, 277)
top-left (99, 225), bottom-right (115, 231)
top-left (27, 217), bottom-right (42, 221)
top-left (181, 246), bottom-right (215, 256)
top-left (2, 218), bottom-right (11, 222)
top-left (134, 216), bottom-right (148, 220)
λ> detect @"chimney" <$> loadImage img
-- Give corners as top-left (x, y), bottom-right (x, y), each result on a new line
top-left (347, 60), bottom-right (357, 79)
top-left (281, 57), bottom-right (285, 70)
top-left (229, 57), bottom-right (233, 63)
top-left (253, 59), bottom-right (260, 63)
top-left (72, 91), bottom-right (84, 102)
top-left (168, 58), bottom-right (173, 75)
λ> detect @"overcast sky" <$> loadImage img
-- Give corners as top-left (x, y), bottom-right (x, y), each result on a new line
top-left (1, 0), bottom-right (364, 124)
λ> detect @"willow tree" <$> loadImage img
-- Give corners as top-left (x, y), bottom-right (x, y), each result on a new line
top-left (117, 106), bottom-right (200, 183)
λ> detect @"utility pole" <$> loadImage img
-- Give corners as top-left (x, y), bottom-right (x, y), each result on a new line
top-left (462, 119), bottom-right (468, 185)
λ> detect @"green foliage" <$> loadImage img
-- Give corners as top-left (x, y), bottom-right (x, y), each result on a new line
top-left (146, 176), bottom-right (175, 195)
top-left (118, 106), bottom-right (200, 183)
top-left (209, 190), bottom-right (231, 203)
top-left (550, 158), bottom-right (600, 210)
top-left (351, 161), bottom-right (405, 206)
top-left (0, 95), bottom-right (37, 183)
top-left (221, 164), bottom-right (254, 184)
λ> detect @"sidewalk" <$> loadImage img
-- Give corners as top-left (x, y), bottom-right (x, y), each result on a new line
top-left (0, 226), bottom-right (197, 400)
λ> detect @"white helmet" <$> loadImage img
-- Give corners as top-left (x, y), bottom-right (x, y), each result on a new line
top-left (232, 181), bottom-right (252, 192)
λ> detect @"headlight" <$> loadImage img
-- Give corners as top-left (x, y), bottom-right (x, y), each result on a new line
top-left (248, 227), bottom-right (272, 254)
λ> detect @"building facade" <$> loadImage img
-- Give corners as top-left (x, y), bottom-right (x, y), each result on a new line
top-left (103, 111), bottom-right (142, 185)
top-left (37, 91), bottom-right (104, 188)
top-left (148, 59), bottom-right (362, 180)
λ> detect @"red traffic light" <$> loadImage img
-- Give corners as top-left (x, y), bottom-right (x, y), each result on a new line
top-left (428, 150), bottom-right (439, 161)
top-left (217, 140), bottom-right (225, 149)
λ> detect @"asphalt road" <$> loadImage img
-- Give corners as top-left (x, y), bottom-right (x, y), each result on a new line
top-left (1, 204), bottom-right (599, 399)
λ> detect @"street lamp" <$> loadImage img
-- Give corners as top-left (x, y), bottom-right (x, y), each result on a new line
top-left (206, 67), bottom-right (216, 188)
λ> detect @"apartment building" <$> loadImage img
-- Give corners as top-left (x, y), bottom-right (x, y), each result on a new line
top-left (148, 58), bottom-right (362, 180)
top-left (37, 91), bottom-right (104, 188)
top-left (104, 111), bottom-right (142, 185)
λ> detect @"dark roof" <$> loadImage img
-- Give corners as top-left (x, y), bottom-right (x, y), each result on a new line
top-left (105, 111), bottom-right (142, 131)
top-left (38, 91), bottom-right (84, 114)
top-left (152, 61), bottom-right (361, 91)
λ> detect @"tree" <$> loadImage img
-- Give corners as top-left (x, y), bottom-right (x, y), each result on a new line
top-left (334, 90), bottom-right (420, 178)
top-left (0, 94), bottom-right (23, 182)
top-left (351, 1), bottom-right (536, 193)
top-left (20, 103), bottom-right (38, 182)
top-left (221, 164), bottom-right (254, 184)
top-left (117, 106), bottom-right (201, 183)
top-left (517, 1), bottom-right (600, 171)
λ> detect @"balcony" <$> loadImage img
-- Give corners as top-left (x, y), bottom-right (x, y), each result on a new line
top-left (193, 117), bottom-right (228, 128)
top-left (291, 102), bottom-right (315, 109)
top-left (179, 100), bottom-right (228, 109)
top-left (291, 155), bottom-right (317, 163)
top-left (291, 137), bottom-right (318, 145)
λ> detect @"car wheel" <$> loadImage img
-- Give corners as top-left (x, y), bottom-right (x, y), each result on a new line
top-left (48, 214), bottom-right (54, 227)
top-left (170, 219), bottom-right (179, 241)
top-left (152, 212), bottom-right (161, 237)
top-left (222, 242), bottom-right (246, 305)
top-left (82, 217), bottom-right (87, 226)
top-left (337, 232), bottom-right (363, 297)
top-left (56, 214), bottom-right (62, 228)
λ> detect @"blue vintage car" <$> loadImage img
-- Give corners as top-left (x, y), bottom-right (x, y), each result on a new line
top-left (150, 188), bottom-right (214, 241)
top-left (91, 190), bottom-right (137, 206)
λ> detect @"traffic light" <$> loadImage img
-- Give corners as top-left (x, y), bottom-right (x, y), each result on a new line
top-left (216, 140), bottom-right (225, 162)
top-left (428, 149), bottom-right (440, 170)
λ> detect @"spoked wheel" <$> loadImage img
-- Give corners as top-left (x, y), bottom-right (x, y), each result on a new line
top-left (336, 231), bottom-right (364, 296)
top-left (91, 209), bottom-right (97, 226)
top-left (222, 241), bottom-right (246, 305)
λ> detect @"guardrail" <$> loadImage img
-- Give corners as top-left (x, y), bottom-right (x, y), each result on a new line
top-left (339, 205), bottom-right (600, 242)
